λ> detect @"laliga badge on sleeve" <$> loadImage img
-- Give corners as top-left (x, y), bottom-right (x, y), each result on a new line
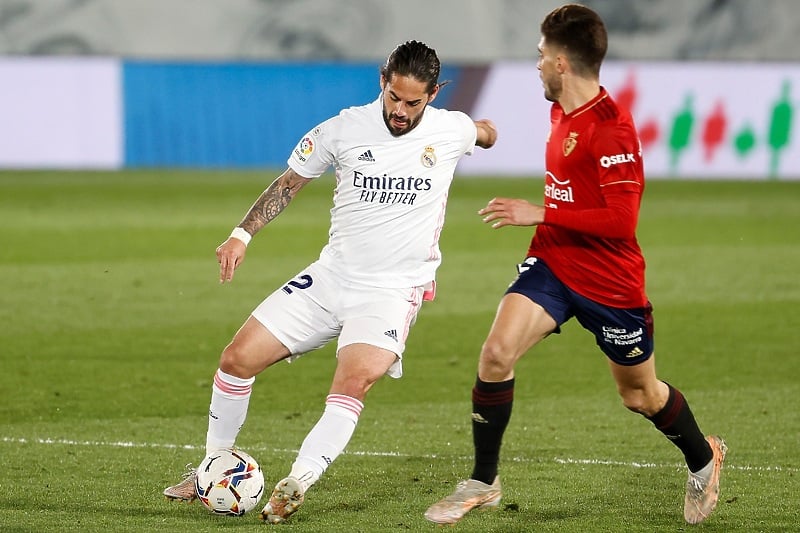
top-left (293, 136), bottom-right (315, 165)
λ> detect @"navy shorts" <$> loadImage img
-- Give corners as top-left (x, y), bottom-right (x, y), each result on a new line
top-left (506, 257), bottom-right (654, 366)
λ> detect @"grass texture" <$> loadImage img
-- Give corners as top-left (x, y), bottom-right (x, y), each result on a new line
top-left (1, 170), bottom-right (798, 532)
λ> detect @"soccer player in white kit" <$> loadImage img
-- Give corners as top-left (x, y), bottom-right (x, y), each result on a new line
top-left (163, 40), bottom-right (497, 523)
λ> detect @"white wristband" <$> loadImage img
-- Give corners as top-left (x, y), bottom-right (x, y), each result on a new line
top-left (230, 227), bottom-right (252, 246)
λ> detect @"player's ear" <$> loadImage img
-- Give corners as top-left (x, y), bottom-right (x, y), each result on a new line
top-left (428, 83), bottom-right (440, 103)
top-left (556, 49), bottom-right (569, 74)
top-left (380, 74), bottom-right (387, 91)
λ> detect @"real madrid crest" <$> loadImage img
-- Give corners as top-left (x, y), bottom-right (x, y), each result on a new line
top-left (421, 146), bottom-right (437, 168)
top-left (562, 132), bottom-right (578, 157)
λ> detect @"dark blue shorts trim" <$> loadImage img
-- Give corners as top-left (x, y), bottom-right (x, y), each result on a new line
top-left (506, 257), bottom-right (654, 366)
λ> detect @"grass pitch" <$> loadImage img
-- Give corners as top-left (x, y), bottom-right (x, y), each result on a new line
top-left (1, 170), bottom-right (798, 532)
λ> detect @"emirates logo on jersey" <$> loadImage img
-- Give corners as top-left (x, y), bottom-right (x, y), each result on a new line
top-left (562, 132), bottom-right (579, 157)
top-left (421, 146), bottom-right (437, 168)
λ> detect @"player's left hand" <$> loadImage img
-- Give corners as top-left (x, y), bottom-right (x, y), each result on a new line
top-left (479, 197), bottom-right (544, 228)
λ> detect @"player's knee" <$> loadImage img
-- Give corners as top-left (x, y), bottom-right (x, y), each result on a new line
top-left (218, 342), bottom-right (253, 378)
top-left (331, 375), bottom-right (375, 401)
top-left (479, 338), bottom-right (516, 379)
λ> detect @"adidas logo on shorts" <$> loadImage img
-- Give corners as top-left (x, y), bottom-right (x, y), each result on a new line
top-left (626, 346), bottom-right (644, 358)
top-left (384, 329), bottom-right (397, 341)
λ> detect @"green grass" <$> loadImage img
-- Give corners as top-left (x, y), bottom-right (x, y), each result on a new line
top-left (1, 170), bottom-right (798, 532)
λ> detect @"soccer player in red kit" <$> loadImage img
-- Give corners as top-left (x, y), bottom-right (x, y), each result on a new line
top-left (425, 4), bottom-right (726, 526)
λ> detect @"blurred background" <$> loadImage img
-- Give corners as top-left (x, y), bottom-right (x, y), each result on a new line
top-left (1, 0), bottom-right (797, 178)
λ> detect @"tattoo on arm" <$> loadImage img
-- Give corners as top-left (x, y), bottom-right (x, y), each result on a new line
top-left (238, 173), bottom-right (306, 236)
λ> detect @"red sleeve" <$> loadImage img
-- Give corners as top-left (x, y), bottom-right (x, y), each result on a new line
top-left (543, 185), bottom-right (640, 239)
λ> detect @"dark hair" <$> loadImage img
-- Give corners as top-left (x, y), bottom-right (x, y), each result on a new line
top-left (541, 4), bottom-right (607, 77)
top-left (380, 40), bottom-right (441, 94)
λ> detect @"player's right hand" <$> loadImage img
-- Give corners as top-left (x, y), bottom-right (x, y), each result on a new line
top-left (216, 238), bottom-right (247, 283)
top-left (479, 197), bottom-right (544, 228)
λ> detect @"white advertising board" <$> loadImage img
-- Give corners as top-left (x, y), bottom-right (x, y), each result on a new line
top-left (0, 58), bottom-right (122, 169)
top-left (460, 61), bottom-right (800, 179)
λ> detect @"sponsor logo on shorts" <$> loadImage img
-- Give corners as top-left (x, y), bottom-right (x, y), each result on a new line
top-left (602, 326), bottom-right (643, 347)
top-left (384, 329), bottom-right (398, 341)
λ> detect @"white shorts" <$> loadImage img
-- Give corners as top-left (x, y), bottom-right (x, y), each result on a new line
top-left (251, 261), bottom-right (425, 378)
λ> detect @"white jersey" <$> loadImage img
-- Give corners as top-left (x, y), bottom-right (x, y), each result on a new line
top-left (287, 96), bottom-right (478, 288)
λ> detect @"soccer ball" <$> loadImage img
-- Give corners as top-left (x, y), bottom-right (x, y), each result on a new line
top-left (195, 448), bottom-right (265, 516)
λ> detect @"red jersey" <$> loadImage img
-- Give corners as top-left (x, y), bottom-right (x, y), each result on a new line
top-left (527, 87), bottom-right (648, 308)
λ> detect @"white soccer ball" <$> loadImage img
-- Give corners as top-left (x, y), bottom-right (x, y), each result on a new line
top-left (195, 448), bottom-right (265, 516)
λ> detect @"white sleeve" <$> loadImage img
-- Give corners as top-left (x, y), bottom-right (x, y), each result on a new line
top-left (287, 119), bottom-right (337, 178)
top-left (454, 111), bottom-right (479, 156)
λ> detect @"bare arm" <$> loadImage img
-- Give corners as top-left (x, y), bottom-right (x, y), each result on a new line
top-left (475, 119), bottom-right (498, 149)
top-left (238, 168), bottom-right (313, 236)
top-left (217, 168), bottom-right (313, 283)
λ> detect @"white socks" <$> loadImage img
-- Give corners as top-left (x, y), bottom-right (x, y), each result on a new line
top-left (289, 394), bottom-right (364, 492)
top-left (205, 372), bottom-right (364, 494)
top-left (206, 369), bottom-right (254, 454)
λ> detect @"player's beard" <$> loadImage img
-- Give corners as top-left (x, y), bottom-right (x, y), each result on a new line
top-left (542, 74), bottom-right (562, 103)
top-left (383, 107), bottom-right (425, 137)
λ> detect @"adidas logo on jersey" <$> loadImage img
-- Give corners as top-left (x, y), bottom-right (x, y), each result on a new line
top-left (358, 150), bottom-right (375, 162)
top-left (384, 329), bottom-right (398, 341)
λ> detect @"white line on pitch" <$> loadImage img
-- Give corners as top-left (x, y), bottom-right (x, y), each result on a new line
top-left (1, 436), bottom-right (794, 473)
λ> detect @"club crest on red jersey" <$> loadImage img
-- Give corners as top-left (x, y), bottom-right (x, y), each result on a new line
top-left (563, 132), bottom-right (579, 156)
top-left (421, 146), bottom-right (437, 168)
